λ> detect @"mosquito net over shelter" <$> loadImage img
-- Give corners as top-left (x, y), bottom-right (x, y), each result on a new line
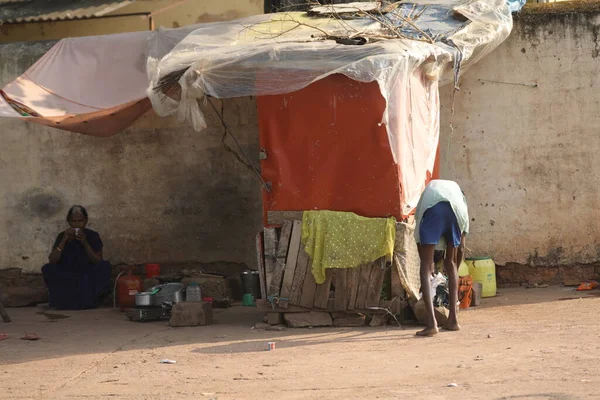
top-left (148, 0), bottom-right (512, 212)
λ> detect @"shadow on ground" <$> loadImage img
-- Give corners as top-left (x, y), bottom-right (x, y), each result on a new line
top-left (1, 286), bottom-right (598, 366)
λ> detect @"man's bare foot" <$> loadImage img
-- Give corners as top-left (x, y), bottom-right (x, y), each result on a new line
top-left (443, 322), bottom-right (461, 331)
top-left (416, 326), bottom-right (439, 337)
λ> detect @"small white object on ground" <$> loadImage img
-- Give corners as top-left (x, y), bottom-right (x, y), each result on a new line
top-left (160, 359), bottom-right (177, 364)
top-left (447, 383), bottom-right (458, 387)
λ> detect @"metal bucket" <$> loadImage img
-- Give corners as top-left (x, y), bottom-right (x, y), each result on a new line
top-left (150, 283), bottom-right (184, 304)
top-left (241, 270), bottom-right (261, 300)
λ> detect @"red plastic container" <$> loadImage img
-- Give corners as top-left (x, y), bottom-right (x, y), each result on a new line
top-left (117, 269), bottom-right (142, 308)
top-left (145, 264), bottom-right (160, 278)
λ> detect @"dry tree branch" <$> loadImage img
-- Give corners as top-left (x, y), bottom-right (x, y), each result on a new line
top-left (239, 12), bottom-right (333, 41)
top-left (155, 1), bottom-right (441, 95)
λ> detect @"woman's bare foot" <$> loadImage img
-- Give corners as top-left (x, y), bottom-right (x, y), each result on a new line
top-left (443, 322), bottom-right (461, 331)
top-left (416, 326), bottom-right (439, 337)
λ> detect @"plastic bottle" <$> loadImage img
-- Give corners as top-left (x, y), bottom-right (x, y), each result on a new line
top-left (186, 282), bottom-right (202, 302)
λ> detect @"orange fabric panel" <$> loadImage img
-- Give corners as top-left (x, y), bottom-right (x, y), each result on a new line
top-left (257, 75), bottom-right (402, 224)
top-left (25, 98), bottom-right (151, 137)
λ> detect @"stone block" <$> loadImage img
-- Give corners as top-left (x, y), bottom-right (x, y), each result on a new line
top-left (0, 286), bottom-right (48, 307)
top-left (169, 301), bottom-right (213, 327)
top-left (411, 298), bottom-right (451, 327)
top-left (267, 312), bottom-right (283, 325)
top-left (284, 312), bottom-right (333, 328)
top-left (333, 314), bottom-right (366, 327)
top-left (266, 325), bottom-right (286, 331)
top-left (369, 314), bottom-right (389, 327)
top-left (0, 268), bottom-right (22, 281)
top-left (181, 276), bottom-right (230, 300)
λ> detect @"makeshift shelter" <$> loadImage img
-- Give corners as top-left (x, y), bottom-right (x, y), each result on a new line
top-left (0, 0), bottom-right (515, 320)
top-left (145, 0), bottom-right (512, 318)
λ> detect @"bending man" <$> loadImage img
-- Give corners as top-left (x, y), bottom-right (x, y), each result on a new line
top-left (414, 180), bottom-right (469, 337)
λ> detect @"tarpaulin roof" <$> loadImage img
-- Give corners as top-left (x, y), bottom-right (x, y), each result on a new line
top-left (147, 0), bottom-right (513, 210)
top-left (0, 0), bottom-right (515, 209)
top-left (0, 0), bottom-right (134, 23)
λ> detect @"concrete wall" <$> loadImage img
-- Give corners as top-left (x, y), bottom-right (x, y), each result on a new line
top-left (0, 42), bottom-right (263, 274)
top-left (439, 8), bottom-right (600, 280)
top-left (3, 6), bottom-right (600, 286)
top-left (0, 0), bottom-right (264, 43)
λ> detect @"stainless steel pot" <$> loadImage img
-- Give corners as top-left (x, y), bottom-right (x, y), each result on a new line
top-left (151, 283), bottom-right (184, 304)
top-left (135, 292), bottom-right (156, 307)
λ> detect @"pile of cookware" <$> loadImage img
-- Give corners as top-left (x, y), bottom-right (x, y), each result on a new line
top-left (125, 283), bottom-right (184, 322)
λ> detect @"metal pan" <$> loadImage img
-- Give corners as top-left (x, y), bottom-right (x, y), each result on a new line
top-left (135, 291), bottom-right (156, 307)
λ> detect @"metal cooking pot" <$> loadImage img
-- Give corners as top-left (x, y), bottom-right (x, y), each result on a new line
top-left (135, 291), bottom-right (156, 307)
top-left (151, 283), bottom-right (184, 304)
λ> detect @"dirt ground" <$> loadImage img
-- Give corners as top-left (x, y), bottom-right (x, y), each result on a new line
top-left (1, 287), bottom-right (599, 400)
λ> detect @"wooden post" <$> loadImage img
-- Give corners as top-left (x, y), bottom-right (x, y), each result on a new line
top-left (366, 258), bottom-right (386, 308)
top-left (334, 269), bottom-right (348, 311)
top-left (0, 300), bottom-right (11, 323)
top-left (355, 263), bottom-right (372, 309)
top-left (346, 267), bottom-right (360, 310)
top-left (313, 269), bottom-right (333, 309)
top-left (299, 260), bottom-right (317, 308)
top-left (256, 232), bottom-right (267, 301)
top-left (264, 228), bottom-right (278, 296)
top-left (279, 220), bottom-right (302, 308)
top-left (289, 246), bottom-right (310, 305)
top-left (269, 220), bottom-right (293, 298)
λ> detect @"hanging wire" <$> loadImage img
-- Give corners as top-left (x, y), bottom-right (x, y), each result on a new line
top-left (207, 97), bottom-right (272, 192)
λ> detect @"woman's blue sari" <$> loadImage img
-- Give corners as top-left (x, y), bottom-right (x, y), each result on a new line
top-left (42, 229), bottom-right (111, 310)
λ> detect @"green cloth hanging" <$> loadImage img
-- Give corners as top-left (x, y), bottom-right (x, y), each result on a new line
top-left (301, 210), bottom-right (396, 284)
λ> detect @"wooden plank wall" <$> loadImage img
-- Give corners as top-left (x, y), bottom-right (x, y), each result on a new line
top-left (258, 219), bottom-right (401, 313)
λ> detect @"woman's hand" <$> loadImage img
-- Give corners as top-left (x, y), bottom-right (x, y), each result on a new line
top-left (64, 228), bottom-right (76, 241)
top-left (75, 229), bottom-right (87, 243)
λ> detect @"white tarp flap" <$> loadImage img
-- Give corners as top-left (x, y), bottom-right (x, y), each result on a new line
top-left (148, 0), bottom-right (512, 212)
top-left (0, 25), bottom-right (199, 135)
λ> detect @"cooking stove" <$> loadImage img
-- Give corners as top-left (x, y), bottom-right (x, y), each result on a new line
top-left (125, 306), bottom-right (171, 322)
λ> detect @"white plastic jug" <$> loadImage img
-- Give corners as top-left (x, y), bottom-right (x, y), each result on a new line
top-left (185, 282), bottom-right (202, 302)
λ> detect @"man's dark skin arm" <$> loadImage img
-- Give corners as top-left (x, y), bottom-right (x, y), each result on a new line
top-left (456, 235), bottom-right (466, 266)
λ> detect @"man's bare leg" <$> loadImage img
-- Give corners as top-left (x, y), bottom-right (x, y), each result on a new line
top-left (416, 244), bottom-right (438, 337)
top-left (443, 245), bottom-right (460, 331)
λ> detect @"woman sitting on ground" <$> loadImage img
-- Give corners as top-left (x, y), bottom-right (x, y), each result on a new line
top-left (42, 206), bottom-right (111, 310)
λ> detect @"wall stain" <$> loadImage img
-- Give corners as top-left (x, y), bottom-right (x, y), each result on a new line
top-left (196, 10), bottom-right (246, 24)
top-left (527, 247), bottom-right (565, 266)
top-left (20, 189), bottom-right (64, 219)
top-left (592, 24), bottom-right (600, 58)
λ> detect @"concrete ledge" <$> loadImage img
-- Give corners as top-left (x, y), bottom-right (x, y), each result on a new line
top-left (517, 1), bottom-right (600, 16)
top-left (497, 263), bottom-right (600, 287)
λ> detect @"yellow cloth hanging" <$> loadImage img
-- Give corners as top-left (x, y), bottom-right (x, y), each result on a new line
top-left (301, 210), bottom-right (396, 284)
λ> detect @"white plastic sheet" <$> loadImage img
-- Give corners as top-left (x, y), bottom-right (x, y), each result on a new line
top-left (0, 25), bottom-right (199, 135)
top-left (148, 0), bottom-right (512, 212)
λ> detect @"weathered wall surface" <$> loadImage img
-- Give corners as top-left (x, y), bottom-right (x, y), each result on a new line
top-left (440, 10), bottom-right (600, 281)
top-left (4, 7), bottom-right (600, 290)
top-left (0, 42), bottom-right (263, 275)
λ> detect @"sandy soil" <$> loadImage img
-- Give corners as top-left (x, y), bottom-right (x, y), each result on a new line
top-left (1, 287), bottom-right (599, 400)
